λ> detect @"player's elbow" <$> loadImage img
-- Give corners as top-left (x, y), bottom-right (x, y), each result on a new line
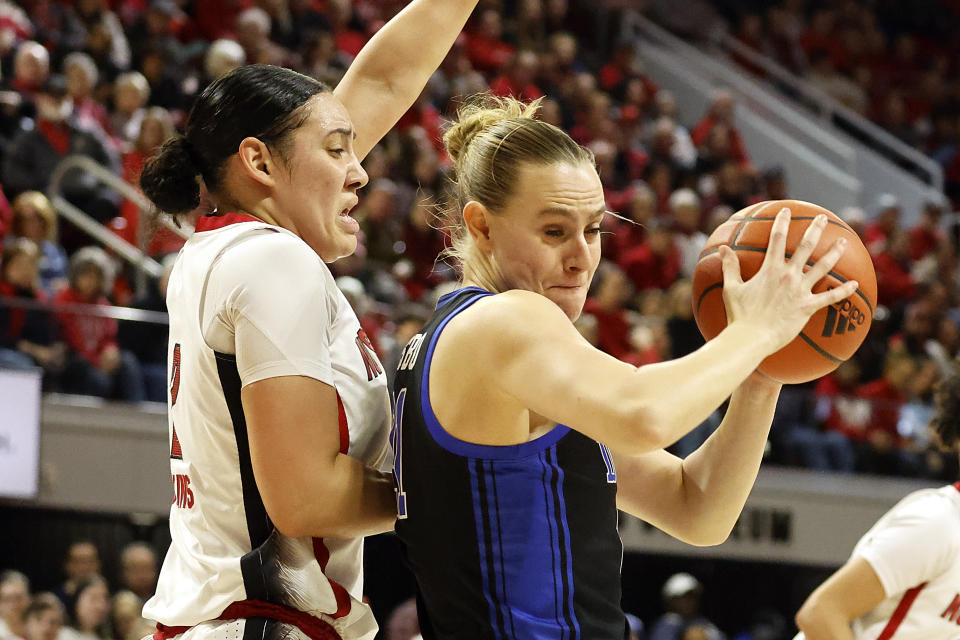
top-left (794, 595), bottom-right (823, 636)
top-left (614, 401), bottom-right (667, 455)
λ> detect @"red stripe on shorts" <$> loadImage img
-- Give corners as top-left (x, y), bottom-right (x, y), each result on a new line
top-left (335, 392), bottom-right (349, 455)
top-left (311, 537), bottom-right (353, 619)
top-left (153, 599), bottom-right (341, 640)
top-left (877, 582), bottom-right (928, 640)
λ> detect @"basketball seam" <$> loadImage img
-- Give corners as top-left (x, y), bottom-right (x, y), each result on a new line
top-left (797, 332), bottom-right (843, 363)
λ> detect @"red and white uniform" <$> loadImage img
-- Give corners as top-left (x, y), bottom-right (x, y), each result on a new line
top-left (799, 483), bottom-right (960, 640)
top-left (143, 214), bottom-right (391, 640)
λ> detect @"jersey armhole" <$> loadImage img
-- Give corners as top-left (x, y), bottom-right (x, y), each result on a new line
top-left (418, 291), bottom-right (570, 460)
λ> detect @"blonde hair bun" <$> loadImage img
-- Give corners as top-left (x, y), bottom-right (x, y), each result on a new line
top-left (443, 94), bottom-right (542, 165)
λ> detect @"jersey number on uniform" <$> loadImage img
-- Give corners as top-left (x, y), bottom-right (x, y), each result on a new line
top-left (391, 388), bottom-right (408, 519)
top-left (599, 443), bottom-right (617, 483)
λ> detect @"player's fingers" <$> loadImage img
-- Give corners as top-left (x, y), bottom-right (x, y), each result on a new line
top-left (809, 280), bottom-right (859, 311)
top-left (790, 214), bottom-right (827, 269)
top-left (719, 245), bottom-right (743, 286)
top-left (802, 237), bottom-right (847, 289)
top-left (761, 208), bottom-right (791, 270)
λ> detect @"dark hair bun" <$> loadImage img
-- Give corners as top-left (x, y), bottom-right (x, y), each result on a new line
top-left (140, 136), bottom-right (202, 215)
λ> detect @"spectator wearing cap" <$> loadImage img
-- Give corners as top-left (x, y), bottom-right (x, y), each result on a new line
top-left (54, 247), bottom-right (145, 401)
top-left (649, 573), bottom-right (726, 640)
top-left (3, 74), bottom-right (120, 227)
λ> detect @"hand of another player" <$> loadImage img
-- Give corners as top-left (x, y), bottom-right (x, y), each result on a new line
top-left (719, 207), bottom-right (859, 353)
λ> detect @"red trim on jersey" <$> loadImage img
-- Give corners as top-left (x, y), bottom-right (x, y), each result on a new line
top-left (953, 482), bottom-right (960, 494)
top-left (310, 537), bottom-right (352, 619)
top-left (877, 582), bottom-right (928, 640)
top-left (194, 213), bottom-right (261, 232)
top-left (170, 425), bottom-right (183, 459)
top-left (152, 599), bottom-right (342, 640)
top-left (335, 392), bottom-right (349, 455)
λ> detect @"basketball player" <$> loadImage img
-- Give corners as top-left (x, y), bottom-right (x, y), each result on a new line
top-left (392, 96), bottom-right (859, 639)
top-left (136, 3), bottom-right (478, 640)
top-left (794, 365), bottom-right (960, 640)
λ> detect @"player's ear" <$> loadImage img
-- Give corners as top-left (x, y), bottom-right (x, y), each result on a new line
top-left (463, 201), bottom-right (493, 254)
top-left (237, 137), bottom-right (278, 188)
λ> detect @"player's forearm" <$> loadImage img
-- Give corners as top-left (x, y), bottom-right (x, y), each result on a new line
top-left (277, 455), bottom-right (396, 539)
top-left (632, 322), bottom-right (778, 450)
top-left (673, 375), bottom-right (781, 545)
top-left (796, 601), bottom-right (856, 640)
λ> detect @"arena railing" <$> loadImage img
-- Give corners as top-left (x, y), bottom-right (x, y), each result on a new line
top-left (47, 155), bottom-right (191, 291)
top-left (718, 34), bottom-right (945, 194)
top-left (621, 11), bottom-right (944, 223)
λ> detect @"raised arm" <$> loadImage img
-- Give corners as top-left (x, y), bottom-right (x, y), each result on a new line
top-left (335, 0), bottom-right (478, 160)
top-left (612, 374), bottom-right (782, 546)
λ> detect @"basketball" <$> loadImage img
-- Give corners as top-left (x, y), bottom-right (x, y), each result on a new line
top-left (691, 200), bottom-right (878, 384)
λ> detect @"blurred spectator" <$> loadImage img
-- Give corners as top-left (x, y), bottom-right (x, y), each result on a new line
top-left (66, 0), bottom-right (131, 78)
top-left (583, 261), bottom-right (637, 362)
top-left (758, 166), bottom-right (788, 201)
top-left (649, 573), bottom-right (726, 640)
top-left (605, 183), bottom-right (653, 264)
top-left (63, 52), bottom-right (110, 136)
top-left (112, 106), bottom-right (183, 256)
top-left (108, 591), bottom-right (143, 640)
top-left (118, 253), bottom-right (174, 402)
top-left (855, 350), bottom-right (917, 475)
top-left (647, 116), bottom-right (696, 172)
top-left (384, 597), bottom-right (420, 640)
top-left (864, 194), bottom-right (900, 254)
top-left (0, 239), bottom-right (65, 378)
top-left (234, 7), bottom-right (291, 68)
top-left (10, 41), bottom-right (49, 109)
top-left (664, 279), bottom-right (703, 358)
top-left (109, 71), bottom-right (150, 144)
top-left (467, 9), bottom-right (514, 74)
top-left (9, 191), bottom-right (68, 295)
top-left (21, 594), bottom-right (63, 640)
top-left (55, 247), bottom-right (146, 402)
top-left (909, 199), bottom-right (946, 261)
top-left (0, 571), bottom-right (29, 640)
top-left (203, 38), bottom-right (246, 83)
top-left (299, 31), bottom-right (347, 88)
top-left (53, 543), bottom-right (100, 611)
top-left (3, 74), bottom-right (120, 227)
top-left (356, 179), bottom-right (402, 265)
top-left (669, 188), bottom-right (706, 278)
top-left (690, 89), bottom-right (751, 170)
top-left (489, 50), bottom-right (544, 102)
top-left (872, 230), bottom-right (916, 308)
top-left (117, 543), bottom-right (157, 601)
top-left (619, 219), bottom-right (681, 292)
top-left (780, 378), bottom-right (855, 473)
top-left (60, 577), bottom-right (110, 640)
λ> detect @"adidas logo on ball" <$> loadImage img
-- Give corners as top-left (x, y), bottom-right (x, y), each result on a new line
top-left (821, 298), bottom-right (866, 338)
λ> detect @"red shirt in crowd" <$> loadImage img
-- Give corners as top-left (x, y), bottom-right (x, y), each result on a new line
top-left (856, 377), bottom-right (906, 445)
top-left (466, 32), bottom-right (513, 73)
top-left (690, 115), bottom-right (751, 169)
top-left (815, 374), bottom-right (871, 441)
top-left (488, 75), bottom-right (544, 102)
top-left (908, 224), bottom-right (945, 261)
top-left (872, 251), bottom-right (916, 307)
top-left (54, 287), bottom-right (118, 367)
top-left (618, 241), bottom-right (681, 292)
top-left (582, 298), bottom-right (633, 361)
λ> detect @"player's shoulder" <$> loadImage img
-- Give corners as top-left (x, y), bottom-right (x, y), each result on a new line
top-left (465, 289), bottom-right (569, 329)
top-left (888, 485), bottom-right (960, 528)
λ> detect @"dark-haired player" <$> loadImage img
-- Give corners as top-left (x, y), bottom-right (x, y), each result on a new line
top-left (796, 364), bottom-right (960, 640)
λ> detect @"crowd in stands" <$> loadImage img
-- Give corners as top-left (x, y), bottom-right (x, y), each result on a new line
top-left (3, 538), bottom-right (757, 640)
top-left (0, 1), bottom-right (958, 481)
top-left (723, 0), bottom-right (960, 201)
top-left (0, 542), bottom-right (159, 640)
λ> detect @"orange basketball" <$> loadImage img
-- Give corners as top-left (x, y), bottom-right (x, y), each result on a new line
top-left (691, 199), bottom-right (878, 384)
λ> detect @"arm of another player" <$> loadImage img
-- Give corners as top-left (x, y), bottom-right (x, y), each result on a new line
top-left (334, 0), bottom-right (478, 161)
top-left (612, 373), bottom-right (782, 546)
top-left (242, 377), bottom-right (396, 539)
top-left (794, 558), bottom-right (886, 640)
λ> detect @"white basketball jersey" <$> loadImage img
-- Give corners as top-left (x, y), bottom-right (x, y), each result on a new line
top-left (847, 483), bottom-right (960, 639)
top-left (142, 215), bottom-right (391, 640)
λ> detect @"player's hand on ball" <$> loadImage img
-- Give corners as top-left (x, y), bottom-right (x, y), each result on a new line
top-left (718, 207), bottom-right (860, 353)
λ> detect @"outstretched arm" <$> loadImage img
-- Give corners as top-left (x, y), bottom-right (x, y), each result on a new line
top-left (612, 374), bottom-right (782, 546)
top-left (335, 0), bottom-right (478, 160)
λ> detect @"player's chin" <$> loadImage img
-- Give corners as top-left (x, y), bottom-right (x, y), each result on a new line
top-left (320, 235), bottom-right (359, 264)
